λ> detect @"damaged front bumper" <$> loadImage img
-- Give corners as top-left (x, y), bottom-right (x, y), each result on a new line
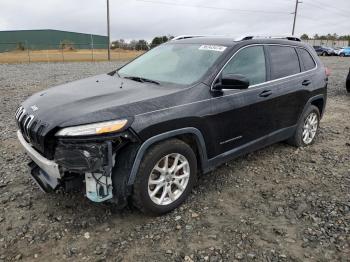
top-left (17, 129), bottom-right (137, 204)
top-left (17, 130), bottom-right (61, 181)
top-left (28, 161), bottom-right (59, 192)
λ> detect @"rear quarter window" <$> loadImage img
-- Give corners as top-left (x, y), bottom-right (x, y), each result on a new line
top-left (267, 46), bottom-right (301, 80)
top-left (297, 48), bottom-right (316, 71)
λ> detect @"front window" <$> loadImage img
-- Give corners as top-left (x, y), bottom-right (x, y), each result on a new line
top-left (222, 46), bottom-right (266, 85)
top-left (118, 43), bottom-right (227, 85)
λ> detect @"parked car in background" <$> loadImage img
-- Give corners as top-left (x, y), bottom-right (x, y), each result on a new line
top-left (313, 46), bottom-right (335, 56)
top-left (346, 68), bottom-right (350, 92)
top-left (339, 47), bottom-right (350, 57)
top-left (334, 47), bottom-right (345, 56)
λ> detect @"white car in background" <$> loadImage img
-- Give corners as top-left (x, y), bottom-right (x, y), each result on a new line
top-left (334, 47), bottom-right (345, 56)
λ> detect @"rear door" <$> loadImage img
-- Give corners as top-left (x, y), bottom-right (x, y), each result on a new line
top-left (265, 45), bottom-right (313, 130)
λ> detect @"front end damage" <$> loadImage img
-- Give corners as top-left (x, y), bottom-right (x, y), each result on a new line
top-left (17, 129), bottom-right (140, 205)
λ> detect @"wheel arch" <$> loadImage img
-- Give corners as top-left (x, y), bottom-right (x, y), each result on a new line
top-left (298, 94), bottom-right (326, 123)
top-left (127, 127), bottom-right (209, 185)
top-left (309, 95), bottom-right (326, 117)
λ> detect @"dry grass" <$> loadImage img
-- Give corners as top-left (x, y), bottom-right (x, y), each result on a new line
top-left (0, 48), bottom-right (145, 63)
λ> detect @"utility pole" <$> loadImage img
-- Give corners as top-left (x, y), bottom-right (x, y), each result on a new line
top-left (106, 0), bottom-right (111, 61)
top-left (292, 0), bottom-right (302, 36)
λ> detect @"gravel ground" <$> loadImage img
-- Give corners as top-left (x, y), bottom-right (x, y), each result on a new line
top-left (0, 58), bottom-right (349, 262)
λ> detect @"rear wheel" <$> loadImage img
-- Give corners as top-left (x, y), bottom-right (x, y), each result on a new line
top-left (287, 105), bottom-right (320, 147)
top-left (322, 51), bottom-right (327, 56)
top-left (132, 139), bottom-right (197, 215)
top-left (340, 53), bottom-right (345, 57)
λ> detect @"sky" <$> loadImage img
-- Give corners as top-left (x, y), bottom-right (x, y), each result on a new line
top-left (0, 0), bottom-right (349, 42)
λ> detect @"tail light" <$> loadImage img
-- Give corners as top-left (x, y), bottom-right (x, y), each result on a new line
top-left (325, 67), bottom-right (331, 77)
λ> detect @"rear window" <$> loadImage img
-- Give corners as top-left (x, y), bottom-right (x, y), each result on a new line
top-left (267, 46), bottom-right (301, 79)
top-left (297, 48), bottom-right (316, 71)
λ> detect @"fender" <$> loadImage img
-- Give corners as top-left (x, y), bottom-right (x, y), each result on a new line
top-left (127, 127), bottom-right (209, 185)
top-left (299, 94), bottom-right (326, 121)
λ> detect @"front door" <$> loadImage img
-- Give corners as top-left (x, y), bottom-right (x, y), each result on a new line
top-left (209, 45), bottom-right (277, 155)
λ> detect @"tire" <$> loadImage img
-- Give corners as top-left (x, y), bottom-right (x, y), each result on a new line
top-left (287, 105), bottom-right (320, 147)
top-left (322, 52), bottom-right (327, 56)
top-left (340, 53), bottom-right (345, 57)
top-left (132, 139), bottom-right (197, 215)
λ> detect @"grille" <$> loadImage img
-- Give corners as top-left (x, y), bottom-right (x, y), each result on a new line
top-left (15, 106), bottom-right (46, 153)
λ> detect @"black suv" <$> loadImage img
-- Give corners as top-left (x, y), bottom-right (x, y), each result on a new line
top-left (16, 36), bottom-right (328, 214)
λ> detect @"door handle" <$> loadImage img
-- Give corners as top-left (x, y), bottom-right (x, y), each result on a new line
top-left (259, 90), bottom-right (272, 97)
top-left (302, 80), bottom-right (311, 86)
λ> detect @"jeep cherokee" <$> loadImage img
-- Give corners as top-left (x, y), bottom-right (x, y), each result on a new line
top-left (16, 36), bottom-right (328, 214)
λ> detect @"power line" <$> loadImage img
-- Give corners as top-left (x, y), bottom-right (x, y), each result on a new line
top-left (298, 14), bottom-right (349, 29)
top-left (302, 1), bottom-right (349, 19)
top-left (309, 0), bottom-right (349, 17)
top-left (135, 0), bottom-right (291, 15)
top-left (135, 0), bottom-right (349, 36)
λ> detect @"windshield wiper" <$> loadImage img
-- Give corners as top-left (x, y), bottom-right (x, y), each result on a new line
top-left (124, 76), bottom-right (160, 85)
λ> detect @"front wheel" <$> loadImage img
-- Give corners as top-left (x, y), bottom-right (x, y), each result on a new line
top-left (132, 139), bottom-right (197, 215)
top-left (287, 105), bottom-right (320, 147)
top-left (340, 53), bottom-right (345, 57)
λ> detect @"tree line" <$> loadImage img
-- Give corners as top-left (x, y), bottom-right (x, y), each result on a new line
top-left (111, 35), bottom-right (174, 51)
top-left (300, 33), bottom-right (350, 42)
top-left (111, 33), bottom-right (350, 50)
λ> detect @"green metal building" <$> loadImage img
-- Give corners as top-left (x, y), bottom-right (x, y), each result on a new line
top-left (0, 29), bottom-right (108, 52)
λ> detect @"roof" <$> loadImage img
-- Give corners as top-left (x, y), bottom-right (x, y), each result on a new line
top-left (171, 36), bottom-right (309, 48)
top-left (170, 37), bottom-right (238, 46)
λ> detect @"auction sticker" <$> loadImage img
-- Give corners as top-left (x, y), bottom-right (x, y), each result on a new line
top-left (199, 45), bottom-right (227, 52)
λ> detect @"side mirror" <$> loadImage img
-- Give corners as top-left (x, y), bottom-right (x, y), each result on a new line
top-left (213, 74), bottom-right (250, 90)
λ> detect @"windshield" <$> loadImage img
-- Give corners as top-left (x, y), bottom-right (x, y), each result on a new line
top-left (118, 43), bottom-right (227, 85)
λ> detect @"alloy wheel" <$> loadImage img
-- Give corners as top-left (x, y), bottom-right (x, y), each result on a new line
top-left (302, 112), bottom-right (318, 144)
top-left (148, 153), bottom-right (190, 206)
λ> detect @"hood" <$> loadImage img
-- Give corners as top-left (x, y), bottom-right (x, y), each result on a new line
top-left (21, 74), bottom-right (184, 131)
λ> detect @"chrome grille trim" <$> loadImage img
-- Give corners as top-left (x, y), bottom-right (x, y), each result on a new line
top-left (15, 106), bottom-right (22, 118)
top-left (16, 106), bottom-right (25, 120)
top-left (18, 109), bottom-right (26, 122)
top-left (15, 107), bottom-right (47, 154)
top-left (15, 106), bottom-right (37, 142)
top-left (23, 115), bottom-right (35, 139)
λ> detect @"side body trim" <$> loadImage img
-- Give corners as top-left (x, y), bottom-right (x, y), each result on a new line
top-left (127, 125), bottom-right (299, 185)
top-left (207, 125), bottom-right (296, 168)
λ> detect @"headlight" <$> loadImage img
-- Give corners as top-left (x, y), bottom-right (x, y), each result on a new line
top-left (55, 119), bottom-right (128, 136)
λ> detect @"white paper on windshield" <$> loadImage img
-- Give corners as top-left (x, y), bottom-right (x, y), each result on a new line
top-left (199, 45), bottom-right (227, 52)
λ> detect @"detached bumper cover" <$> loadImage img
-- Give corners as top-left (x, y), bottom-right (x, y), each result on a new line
top-left (17, 130), bottom-right (61, 179)
top-left (28, 161), bottom-right (59, 192)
